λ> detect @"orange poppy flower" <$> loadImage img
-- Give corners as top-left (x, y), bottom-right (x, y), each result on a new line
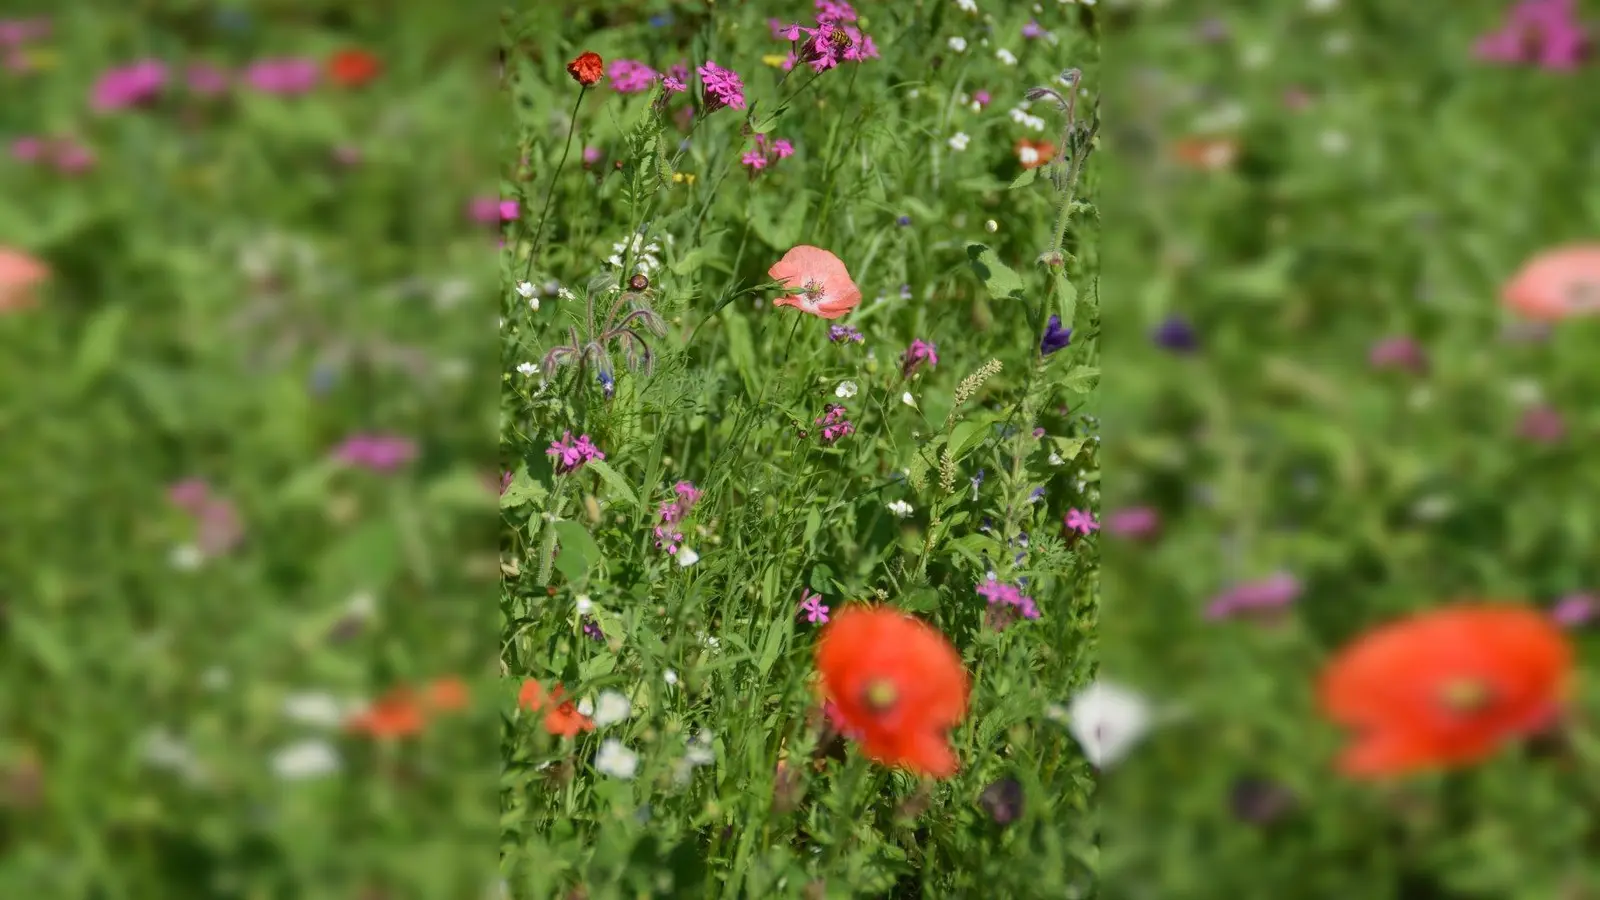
top-left (423, 676), bottom-right (469, 712)
top-left (1500, 243), bottom-right (1600, 321)
top-left (815, 606), bottom-right (970, 778)
top-left (1015, 138), bottom-right (1056, 170)
top-left (566, 51), bottom-right (604, 87)
top-left (347, 688), bottom-right (426, 739)
top-left (769, 245), bottom-right (862, 320)
top-left (517, 678), bottom-right (544, 711)
top-left (1171, 136), bottom-right (1237, 172)
top-left (1318, 603), bottom-right (1573, 779)
top-left (327, 48), bottom-right (382, 88)
top-left (517, 678), bottom-right (594, 737)
top-left (0, 247), bottom-right (49, 313)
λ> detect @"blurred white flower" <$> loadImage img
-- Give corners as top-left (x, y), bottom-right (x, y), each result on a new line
top-left (901, 391), bottom-right (917, 407)
top-left (139, 728), bottom-right (208, 784)
top-left (282, 691), bottom-right (346, 728)
top-left (606, 234), bottom-right (663, 274)
top-left (948, 36), bottom-right (967, 52)
top-left (595, 739), bottom-right (640, 779)
top-left (170, 543), bottom-right (203, 571)
top-left (1319, 130), bottom-right (1350, 155)
top-left (515, 281), bottom-right (535, 298)
top-left (956, 0), bottom-right (978, 10)
top-left (1009, 107), bottom-right (1047, 131)
top-left (948, 132), bottom-right (971, 151)
top-left (996, 48), bottom-right (1018, 65)
top-left (1307, 0), bottom-right (1338, 11)
top-left (515, 362), bottom-right (537, 376)
top-left (887, 500), bottom-right (914, 518)
top-left (575, 594), bottom-right (594, 615)
top-left (1240, 44), bottom-right (1271, 69)
top-left (1048, 452), bottom-right (1065, 466)
top-left (684, 730), bottom-right (716, 766)
top-left (1065, 681), bottom-right (1153, 768)
top-left (593, 690), bottom-right (632, 727)
top-left (835, 380), bottom-right (858, 399)
top-left (663, 669), bottom-right (679, 686)
top-left (1324, 32), bottom-right (1351, 54)
top-left (577, 697), bottom-right (595, 716)
top-left (271, 739), bottom-right (341, 780)
top-left (676, 546), bottom-right (699, 567)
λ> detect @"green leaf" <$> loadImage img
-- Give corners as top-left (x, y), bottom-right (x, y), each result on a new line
top-left (966, 243), bottom-right (1026, 302)
top-left (755, 617), bottom-right (790, 677)
top-left (585, 459), bottom-right (639, 510)
top-left (1060, 365), bottom-right (1099, 394)
top-left (552, 520), bottom-right (602, 581)
top-left (750, 195), bottom-right (808, 252)
top-left (803, 507), bottom-right (822, 546)
top-left (947, 418), bottom-right (991, 462)
top-left (722, 309), bottom-right (758, 394)
top-left (1008, 166), bottom-right (1040, 190)
top-left (1053, 273), bottom-right (1078, 328)
top-left (499, 469), bottom-right (547, 509)
top-left (72, 306), bottom-right (129, 391)
top-left (670, 247), bottom-right (707, 277)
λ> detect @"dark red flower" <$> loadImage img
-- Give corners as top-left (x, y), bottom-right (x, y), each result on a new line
top-left (327, 48), bottom-right (382, 87)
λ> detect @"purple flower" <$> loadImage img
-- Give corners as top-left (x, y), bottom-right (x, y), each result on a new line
top-left (896, 215), bottom-right (912, 226)
top-left (608, 58), bottom-right (657, 94)
top-left (799, 590), bottom-right (830, 624)
top-left (0, 18), bottom-right (50, 48)
top-left (901, 339), bottom-right (938, 377)
top-left (1063, 508), bottom-right (1098, 535)
top-left (546, 430), bottom-right (605, 474)
top-left (1152, 314), bottom-right (1199, 352)
top-left (814, 404), bottom-right (856, 445)
top-left (334, 434), bottom-right (418, 472)
top-left (186, 63), bottom-right (230, 97)
top-left (1041, 315), bottom-right (1072, 356)
top-left (828, 324), bottom-right (864, 343)
top-left (1022, 20), bottom-right (1044, 39)
top-left (1551, 593), bottom-right (1597, 628)
top-left (499, 471), bottom-right (515, 495)
top-left (242, 57), bottom-right (319, 95)
top-left (972, 89), bottom-right (991, 108)
top-left (976, 576), bottom-right (1040, 630)
top-left (582, 145), bottom-right (601, 165)
top-left (697, 61), bottom-right (746, 111)
top-left (90, 60), bottom-right (168, 112)
top-left (1205, 572), bottom-right (1301, 620)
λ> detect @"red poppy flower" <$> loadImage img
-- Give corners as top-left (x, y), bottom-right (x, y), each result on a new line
top-left (566, 52), bottom-right (604, 87)
top-left (517, 678), bottom-right (594, 737)
top-left (327, 48), bottom-right (382, 88)
top-left (1318, 603), bottom-right (1573, 778)
top-left (517, 678), bottom-right (544, 711)
top-left (347, 688), bottom-right (426, 739)
top-left (815, 606), bottom-right (970, 778)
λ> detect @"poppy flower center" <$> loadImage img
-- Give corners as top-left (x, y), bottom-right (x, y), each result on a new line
top-left (801, 279), bottom-right (825, 302)
top-left (1438, 678), bottom-right (1495, 714)
top-left (862, 679), bottom-right (898, 712)
top-left (1564, 279), bottom-right (1600, 310)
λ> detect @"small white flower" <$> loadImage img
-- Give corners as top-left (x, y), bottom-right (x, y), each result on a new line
top-left (887, 500), bottom-right (914, 518)
top-left (676, 546), bottom-right (699, 567)
top-left (271, 739), bottom-right (341, 780)
top-left (1048, 452), bottom-right (1064, 466)
top-left (515, 362), bottom-right (537, 376)
top-left (1065, 681), bottom-right (1154, 768)
top-left (996, 48), bottom-right (1018, 65)
top-left (684, 730), bottom-right (716, 766)
top-left (575, 594), bottom-right (594, 615)
top-left (1018, 146), bottom-right (1041, 166)
top-left (282, 691), bottom-right (346, 728)
top-left (901, 391), bottom-right (917, 407)
top-left (577, 697), bottom-right (595, 716)
top-left (557, 286), bottom-right (576, 301)
top-left (984, 219), bottom-right (998, 233)
top-left (593, 690), bottom-right (632, 727)
top-left (1409, 387), bottom-right (1433, 409)
top-left (948, 132), bottom-right (970, 152)
top-left (702, 633), bottom-right (720, 650)
top-left (515, 281), bottom-right (535, 298)
top-left (948, 36), bottom-right (967, 52)
top-left (1508, 379), bottom-right (1543, 406)
top-left (663, 669), bottom-right (679, 686)
top-left (594, 739), bottom-right (640, 779)
top-left (1008, 107), bottom-right (1047, 131)
top-left (835, 380), bottom-right (858, 399)
top-left (907, 88), bottom-right (920, 99)
top-left (170, 543), bottom-right (203, 571)
top-left (956, 0), bottom-right (978, 10)
top-left (527, 297), bottom-right (539, 312)
top-left (346, 590), bottom-right (377, 618)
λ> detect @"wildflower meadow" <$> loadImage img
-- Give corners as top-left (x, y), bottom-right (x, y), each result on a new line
top-left (7, 0), bottom-right (1600, 898)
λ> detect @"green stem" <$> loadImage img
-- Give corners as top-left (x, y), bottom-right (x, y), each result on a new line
top-left (522, 87), bottom-right (587, 287)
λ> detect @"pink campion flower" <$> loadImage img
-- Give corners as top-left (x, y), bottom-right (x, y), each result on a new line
top-left (972, 89), bottom-right (992, 108)
top-left (0, 18), bottom-right (51, 47)
top-left (581, 145), bottom-right (601, 165)
top-left (608, 58), bottom-right (657, 93)
top-left (167, 477), bottom-right (213, 512)
top-left (1550, 593), bottom-right (1597, 627)
top-left (499, 199), bottom-right (519, 221)
top-left (772, 139), bottom-right (795, 158)
top-left (900, 339), bottom-right (939, 377)
top-left (697, 60), bottom-right (746, 111)
top-left (0, 246), bottom-right (48, 313)
top-left (9, 136), bottom-right (44, 162)
top-left (1105, 507), bottom-right (1160, 539)
top-left (167, 479), bottom-right (244, 555)
top-left (545, 430), bottom-right (604, 474)
top-left (1518, 404), bottom-right (1567, 443)
top-left (1022, 20), bottom-right (1044, 39)
top-left (815, 0), bottom-right (858, 24)
top-left (661, 74), bottom-right (687, 93)
top-left (243, 57), bottom-right (319, 95)
top-left (841, 27), bottom-right (878, 61)
top-left (499, 471), bottom-right (515, 494)
top-left (814, 404), bottom-right (856, 445)
top-left (770, 245), bottom-right (862, 319)
top-left (976, 576), bottom-right (1040, 630)
top-left (90, 60), bottom-right (168, 112)
top-left (1474, 0), bottom-right (1590, 68)
top-left (52, 141), bottom-right (94, 174)
top-left (674, 480), bottom-right (703, 510)
top-left (334, 434), bottom-right (418, 472)
top-left (741, 150), bottom-right (768, 170)
top-left (1063, 508), bottom-right (1099, 535)
top-left (1205, 572), bottom-right (1301, 620)
top-left (468, 196), bottom-right (501, 224)
top-left (186, 63), bottom-right (230, 96)
top-left (799, 590), bottom-right (830, 624)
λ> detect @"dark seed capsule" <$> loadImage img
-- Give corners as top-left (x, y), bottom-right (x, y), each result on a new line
top-left (629, 273), bottom-right (649, 291)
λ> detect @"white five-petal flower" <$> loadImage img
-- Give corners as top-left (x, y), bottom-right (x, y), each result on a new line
top-left (595, 739), bottom-right (640, 779)
top-left (1065, 680), bottom-right (1154, 768)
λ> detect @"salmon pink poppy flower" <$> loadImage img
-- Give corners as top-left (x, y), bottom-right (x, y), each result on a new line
top-left (1500, 243), bottom-right (1600, 321)
top-left (769, 245), bottom-right (861, 320)
top-left (346, 688), bottom-right (426, 739)
top-left (0, 247), bottom-right (48, 312)
top-left (1318, 603), bottom-right (1573, 779)
top-left (815, 606), bottom-right (970, 778)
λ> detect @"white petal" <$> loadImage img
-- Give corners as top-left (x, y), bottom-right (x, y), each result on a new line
top-left (593, 690), bottom-right (631, 727)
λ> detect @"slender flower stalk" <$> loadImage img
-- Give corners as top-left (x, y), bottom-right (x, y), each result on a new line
top-left (523, 86), bottom-right (589, 286)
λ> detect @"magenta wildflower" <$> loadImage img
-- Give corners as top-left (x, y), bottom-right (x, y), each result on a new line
top-left (546, 430), bottom-right (605, 474)
top-left (674, 480), bottom-right (703, 509)
top-left (499, 199), bottom-right (519, 221)
top-left (0, 18), bottom-right (50, 48)
top-left (1368, 335), bottom-right (1428, 373)
top-left (9, 136), bottom-right (44, 162)
top-left (608, 58), bottom-right (658, 93)
top-left (90, 60), bottom-right (168, 112)
top-left (500, 471), bottom-right (515, 494)
top-left (662, 63), bottom-right (689, 93)
top-left (1518, 404), bottom-right (1567, 443)
top-left (1474, 0), bottom-right (1590, 69)
top-left (334, 434), bottom-right (418, 472)
top-left (799, 590), bottom-right (830, 624)
top-left (972, 89), bottom-right (992, 108)
top-left (976, 576), bottom-right (1040, 630)
top-left (828, 324), bottom-right (864, 343)
top-left (167, 478), bottom-right (244, 555)
top-left (900, 339), bottom-right (939, 377)
top-left (1551, 593), bottom-right (1597, 628)
top-left (53, 141), bottom-right (94, 174)
top-left (815, 0), bottom-right (858, 24)
top-left (582, 145), bottom-right (601, 165)
top-left (741, 133), bottom-right (795, 174)
top-left (1205, 572), bottom-right (1301, 620)
top-left (1063, 508), bottom-right (1099, 535)
top-left (1022, 20), bottom-right (1044, 39)
top-left (654, 479), bottom-right (703, 554)
top-left (814, 404), bottom-right (856, 445)
top-left (741, 151), bottom-right (768, 170)
top-left (243, 57), bottom-right (320, 95)
top-left (1105, 507), bottom-right (1161, 539)
top-left (697, 61), bottom-right (746, 111)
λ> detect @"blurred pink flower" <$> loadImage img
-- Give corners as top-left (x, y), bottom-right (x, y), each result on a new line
top-left (1550, 593), bottom-right (1596, 627)
top-left (333, 434), bottom-right (418, 472)
top-left (186, 63), bottom-right (230, 96)
top-left (53, 141), bottom-right (94, 174)
top-left (1517, 405), bottom-right (1566, 443)
top-left (243, 57), bottom-right (319, 95)
top-left (1206, 573), bottom-right (1301, 620)
top-left (90, 60), bottom-right (168, 112)
top-left (9, 136), bottom-right (44, 162)
top-left (1368, 335), bottom-right (1428, 373)
top-left (1105, 507), bottom-right (1160, 539)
